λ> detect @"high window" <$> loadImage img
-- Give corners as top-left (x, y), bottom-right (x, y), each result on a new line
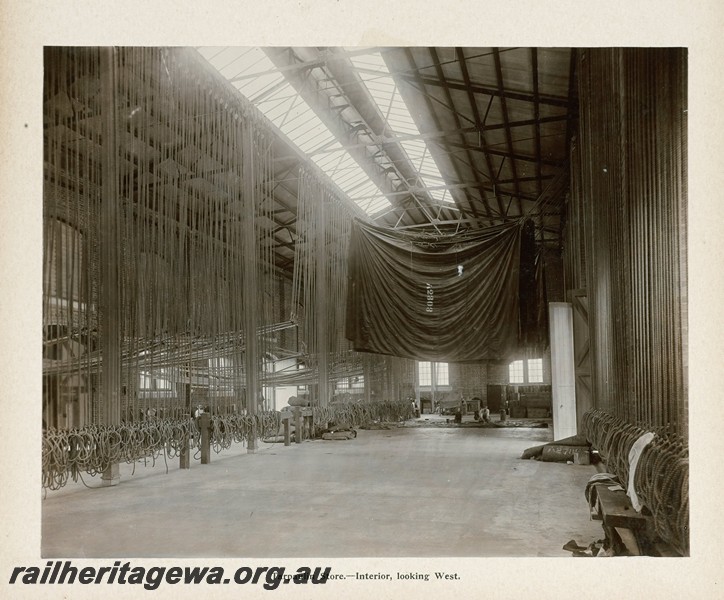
top-left (209, 357), bottom-right (233, 394)
top-left (418, 361), bottom-right (449, 388)
top-left (508, 360), bottom-right (525, 383)
top-left (527, 358), bottom-right (543, 383)
top-left (139, 372), bottom-right (171, 390)
top-left (509, 358), bottom-right (544, 384)
top-left (336, 375), bottom-right (365, 391)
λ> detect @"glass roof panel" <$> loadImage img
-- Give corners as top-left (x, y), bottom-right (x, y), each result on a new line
top-left (197, 47), bottom-right (391, 215)
top-left (349, 51), bottom-right (454, 204)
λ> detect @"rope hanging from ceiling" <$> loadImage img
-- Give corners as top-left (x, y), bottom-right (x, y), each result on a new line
top-left (42, 47), bottom-right (342, 428)
top-left (43, 45), bottom-right (398, 435)
top-left (571, 48), bottom-right (687, 436)
top-left (293, 168), bottom-right (366, 403)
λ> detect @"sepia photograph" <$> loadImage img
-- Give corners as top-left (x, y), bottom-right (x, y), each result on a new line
top-left (39, 45), bottom-right (687, 559)
top-left (1, 2), bottom-right (723, 599)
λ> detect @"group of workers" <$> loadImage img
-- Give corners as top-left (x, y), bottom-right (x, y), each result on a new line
top-left (409, 396), bottom-right (495, 424)
top-left (453, 403), bottom-right (491, 424)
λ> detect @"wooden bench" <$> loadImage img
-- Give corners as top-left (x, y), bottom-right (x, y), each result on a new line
top-left (592, 484), bottom-right (650, 529)
top-left (589, 483), bottom-right (674, 556)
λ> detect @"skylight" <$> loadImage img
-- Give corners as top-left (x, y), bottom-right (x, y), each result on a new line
top-left (196, 47), bottom-right (391, 215)
top-left (348, 51), bottom-right (453, 204)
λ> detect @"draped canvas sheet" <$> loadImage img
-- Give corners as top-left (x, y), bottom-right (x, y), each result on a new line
top-left (346, 219), bottom-right (529, 362)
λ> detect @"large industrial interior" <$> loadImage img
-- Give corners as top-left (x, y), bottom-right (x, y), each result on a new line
top-left (40, 46), bottom-right (688, 559)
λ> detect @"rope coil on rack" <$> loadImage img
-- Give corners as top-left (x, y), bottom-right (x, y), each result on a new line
top-left (43, 401), bottom-right (416, 491)
top-left (312, 400), bottom-right (413, 430)
top-left (582, 409), bottom-right (688, 556)
top-left (43, 418), bottom-right (200, 490)
top-left (43, 412), bottom-right (292, 490)
top-left (209, 411), bottom-right (282, 451)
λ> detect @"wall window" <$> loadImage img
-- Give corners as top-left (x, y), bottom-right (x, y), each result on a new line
top-left (209, 357), bottom-right (231, 370)
top-left (336, 376), bottom-right (364, 391)
top-left (418, 361), bottom-right (449, 388)
top-left (509, 360), bottom-right (525, 383)
top-left (209, 357), bottom-right (233, 393)
top-left (139, 372), bottom-right (171, 390)
top-left (418, 361), bottom-right (432, 386)
top-left (435, 363), bottom-right (449, 386)
top-left (527, 358), bottom-right (543, 383)
top-left (509, 358), bottom-right (543, 384)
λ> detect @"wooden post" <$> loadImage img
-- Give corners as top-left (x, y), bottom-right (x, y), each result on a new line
top-left (200, 413), bottom-right (211, 464)
top-left (99, 47), bottom-right (121, 487)
top-left (306, 412), bottom-right (314, 439)
top-left (294, 407), bottom-right (303, 444)
top-left (179, 429), bottom-right (190, 469)
top-left (283, 416), bottom-right (290, 446)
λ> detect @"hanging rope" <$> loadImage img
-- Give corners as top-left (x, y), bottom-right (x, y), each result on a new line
top-left (43, 47), bottom-right (293, 424)
top-left (43, 46), bottom-right (399, 488)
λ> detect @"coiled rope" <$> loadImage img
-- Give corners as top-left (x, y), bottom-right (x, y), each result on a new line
top-left (582, 409), bottom-right (688, 555)
top-left (210, 411), bottom-right (282, 451)
top-left (312, 399), bottom-right (413, 430)
top-left (43, 402), bottom-right (415, 492)
top-left (43, 418), bottom-right (200, 490)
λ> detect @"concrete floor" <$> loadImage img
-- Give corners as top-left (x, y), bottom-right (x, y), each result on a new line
top-left (42, 417), bottom-right (603, 557)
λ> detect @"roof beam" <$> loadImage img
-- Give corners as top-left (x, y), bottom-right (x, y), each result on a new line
top-left (227, 47), bottom-right (384, 83)
top-left (565, 48), bottom-right (578, 162)
top-left (350, 176), bottom-right (552, 201)
top-left (455, 47), bottom-right (507, 218)
top-left (394, 216), bottom-right (519, 230)
top-left (492, 48), bottom-right (523, 216)
top-left (395, 71), bottom-right (572, 108)
top-left (324, 47), bottom-right (445, 224)
top-left (427, 47), bottom-right (490, 220)
top-left (290, 114), bottom-right (569, 157)
top-left (432, 140), bottom-right (565, 167)
top-left (532, 48), bottom-right (543, 199)
top-left (263, 47), bottom-right (415, 226)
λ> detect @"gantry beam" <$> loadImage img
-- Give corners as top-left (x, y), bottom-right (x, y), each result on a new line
top-left (455, 47), bottom-right (507, 218)
top-left (325, 47), bottom-right (458, 227)
top-left (299, 114), bottom-right (569, 158)
top-left (492, 49), bottom-right (523, 216)
top-left (427, 47), bottom-right (488, 220)
top-left (395, 71), bottom-right (572, 108)
top-left (264, 47), bottom-right (418, 227)
top-left (532, 48), bottom-right (543, 199)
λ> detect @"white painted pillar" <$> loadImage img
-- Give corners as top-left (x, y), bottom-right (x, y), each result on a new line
top-left (549, 302), bottom-right (577, 440)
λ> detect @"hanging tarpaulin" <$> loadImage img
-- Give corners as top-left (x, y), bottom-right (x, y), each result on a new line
top-left (518, 225), bottom-right (550, 354)
top-left (346, 218), bottom-right (538, 362)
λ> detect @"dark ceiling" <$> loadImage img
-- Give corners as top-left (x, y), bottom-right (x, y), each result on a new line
top-left (216, 47), bottom-right (578, 274)
top-left (45, 46), bottom-right (578, 279)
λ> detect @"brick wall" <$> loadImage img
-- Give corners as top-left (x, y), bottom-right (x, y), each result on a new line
top-left (450, 362), bottom-right (488, 401)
